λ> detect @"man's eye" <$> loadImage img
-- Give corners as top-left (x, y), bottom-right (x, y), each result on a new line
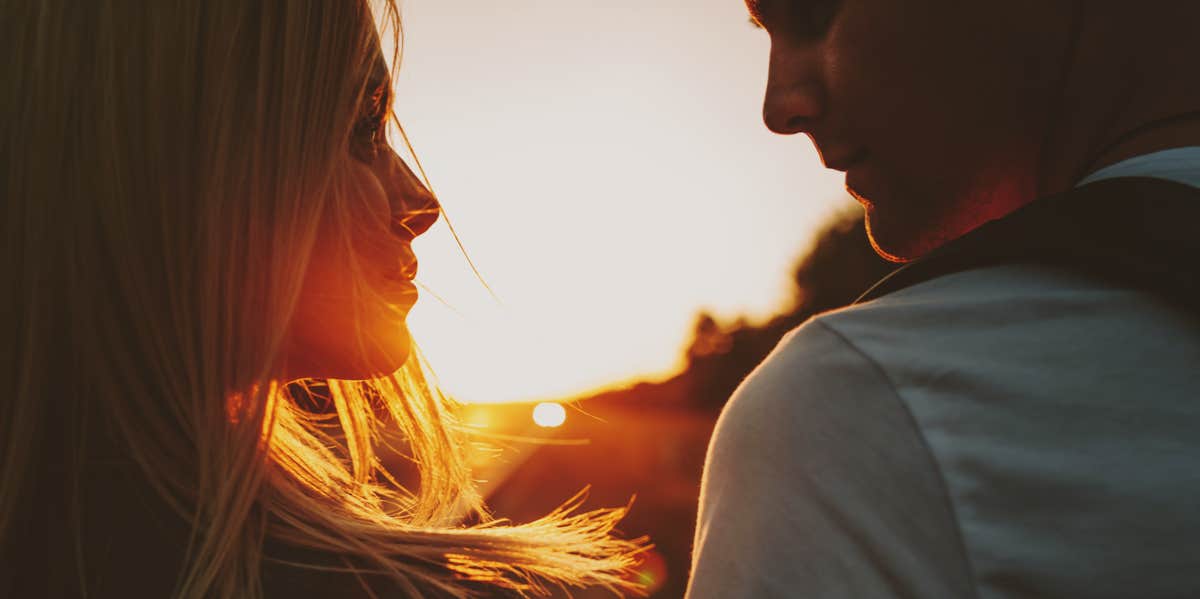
top-left (785, 0), bottom-right (841, 38)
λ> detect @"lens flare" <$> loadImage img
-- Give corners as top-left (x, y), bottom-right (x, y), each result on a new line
top-left (631, 548), bottom-right (668, 594)
top-left (531, 402), bottom-right (567, 428)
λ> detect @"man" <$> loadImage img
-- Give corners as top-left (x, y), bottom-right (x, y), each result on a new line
top-left (687, 1), bottom-right (1200, 597)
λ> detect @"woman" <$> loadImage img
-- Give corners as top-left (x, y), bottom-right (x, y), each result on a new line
top-left (1, 1), bottom-right (645, 597)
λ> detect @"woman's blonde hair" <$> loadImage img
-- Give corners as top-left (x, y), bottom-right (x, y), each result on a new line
top-left (1, 1), bottom-right (646, 596)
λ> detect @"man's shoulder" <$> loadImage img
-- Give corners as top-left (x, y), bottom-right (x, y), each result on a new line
top-left (732, 316), bottom-right (877, 409)
top-left (836, 262), bottom-right (1127, 319)
top-left (758, 264), bottom-right (1089, 365)
top-left (723, 263), bottom-right (1043, 418)
top-left (816, 262), bottom-right (1159, 355)
top-left (694, 296), bottom-right (976, 599)
top-left (741, 261), bottom-right (1190, 414)
top-left (715, 313), bottom-right (896, 449)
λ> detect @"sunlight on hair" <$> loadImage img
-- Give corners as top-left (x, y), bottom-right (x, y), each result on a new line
top-left (532, 402), bottom-right (567, 428)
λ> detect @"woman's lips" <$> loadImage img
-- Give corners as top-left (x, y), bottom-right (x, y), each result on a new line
top-left (399, 259), bottom-right (418, 280)
top-left (379, 257), bottom-right (417, 282)
top-left (396, 244), bottom-right (418, 279)
top-left (378, 255), bottom-right (419, 306)
top-left (377, 275), bottom-right (419, 307)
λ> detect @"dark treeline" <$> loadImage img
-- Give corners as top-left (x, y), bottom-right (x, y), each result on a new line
top-left (482, 206), bottom-right (898, 597)
top-left (352, 208), bottom-right (897, 597)
top-left (586, 207), bottom-right (896, 411)
top-left (681, 207), bottom-right (897, 409)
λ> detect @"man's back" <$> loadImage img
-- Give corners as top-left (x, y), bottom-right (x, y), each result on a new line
top-left (693, 1), bottom-right (1200, 595)
top-left (689, 262), bottom-right (1200, 598)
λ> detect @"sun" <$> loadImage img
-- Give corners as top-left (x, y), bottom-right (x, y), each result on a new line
top-left (531, 402), bottom-right (567, 428)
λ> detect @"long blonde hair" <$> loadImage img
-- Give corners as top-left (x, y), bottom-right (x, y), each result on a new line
top-left (1, 1), bottom-right (646, 596)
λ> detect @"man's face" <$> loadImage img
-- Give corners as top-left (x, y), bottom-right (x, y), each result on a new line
top-left (751, 0), bottom-right (1076, 260)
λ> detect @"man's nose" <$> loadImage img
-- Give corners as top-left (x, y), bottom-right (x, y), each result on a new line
top-left (762, 41), bottom-right (826, 135)
top-left (386, 149), bottom-right (441, 241)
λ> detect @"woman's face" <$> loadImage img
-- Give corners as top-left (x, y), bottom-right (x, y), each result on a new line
top-left (280, 50), bottom-right (440, 381)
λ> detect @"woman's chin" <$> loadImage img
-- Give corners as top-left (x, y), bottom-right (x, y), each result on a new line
top-left (281, 327), bottom-right (413, 382)
top-left (336, 334), bottom-right (413, 381)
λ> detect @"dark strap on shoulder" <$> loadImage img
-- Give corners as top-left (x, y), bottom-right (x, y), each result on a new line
top-left (855, 177), bottom-right (1200, 314)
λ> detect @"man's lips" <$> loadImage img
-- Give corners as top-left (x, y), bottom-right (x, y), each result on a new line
top-left (823, 148), bottom-right (869, 172)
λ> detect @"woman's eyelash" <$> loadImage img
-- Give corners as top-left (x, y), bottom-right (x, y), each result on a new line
top-left (356, 102), bottom-right (388, 143)
top-left (350, 83), bottom-right (391, 162)
top-left (349, 115), bottom-right (384, 163)
top-left (358, 113), bottom-right (384, 136)
top-left (360, 82), bottom-right (390, 129)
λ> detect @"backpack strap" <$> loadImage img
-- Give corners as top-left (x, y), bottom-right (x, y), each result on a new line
top-left (855, 177), bottom-right (1200, 313)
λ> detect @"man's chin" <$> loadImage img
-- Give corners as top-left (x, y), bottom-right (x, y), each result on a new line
top-left (848, 186), bottom-right (910, 263)
top-left (855, 168), bottom-right (1033, 264)
top-left (862, 205), bottom-right (949, 264)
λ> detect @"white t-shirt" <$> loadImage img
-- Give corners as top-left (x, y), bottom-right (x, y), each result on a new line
top-left (686, 148), bottom-right (1200, 598)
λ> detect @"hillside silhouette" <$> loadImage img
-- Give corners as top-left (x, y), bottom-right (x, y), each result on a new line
top-left (579, 207), bottom-right (897, 412)
top-left (478, 206), bottom-right (898, 597)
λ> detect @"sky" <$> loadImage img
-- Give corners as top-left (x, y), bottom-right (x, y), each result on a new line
top-left (390, 0), bottom-right (855, 404)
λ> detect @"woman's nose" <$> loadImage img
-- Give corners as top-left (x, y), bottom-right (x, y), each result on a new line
top-left (386, 149), bottom-right (441, 241)
top-left (762, 41), bottom-right (826, 135)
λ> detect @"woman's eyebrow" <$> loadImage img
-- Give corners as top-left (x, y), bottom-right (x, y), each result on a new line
top-left (365, 58), bottom-right (392, 112)
top-left (366, 53), bottom-right (390, 91)
top-left (367, 81), bottom-right (390, 118)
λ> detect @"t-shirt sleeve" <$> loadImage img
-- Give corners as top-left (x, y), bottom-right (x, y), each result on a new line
top-left (685, 318), bottom-right (976, 599)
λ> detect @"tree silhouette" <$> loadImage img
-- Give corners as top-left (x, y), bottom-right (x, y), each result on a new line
top-left (680, 208), bottom-right (896, 410)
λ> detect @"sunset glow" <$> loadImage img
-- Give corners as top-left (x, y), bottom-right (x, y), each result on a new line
top-left (390, 0), bottom-right (850, 403)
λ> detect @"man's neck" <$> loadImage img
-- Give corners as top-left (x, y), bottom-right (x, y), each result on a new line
top-left (1078, 119), bottom-right (1200, 179)
top-left (1036, 5), bottom-right (1200, 197)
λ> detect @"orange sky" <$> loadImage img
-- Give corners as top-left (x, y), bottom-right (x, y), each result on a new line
top-left (389, 0), bottom-right (853, 404)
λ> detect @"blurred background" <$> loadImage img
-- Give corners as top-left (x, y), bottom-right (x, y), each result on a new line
top-left (383, 1), bottom-right (898, 596)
